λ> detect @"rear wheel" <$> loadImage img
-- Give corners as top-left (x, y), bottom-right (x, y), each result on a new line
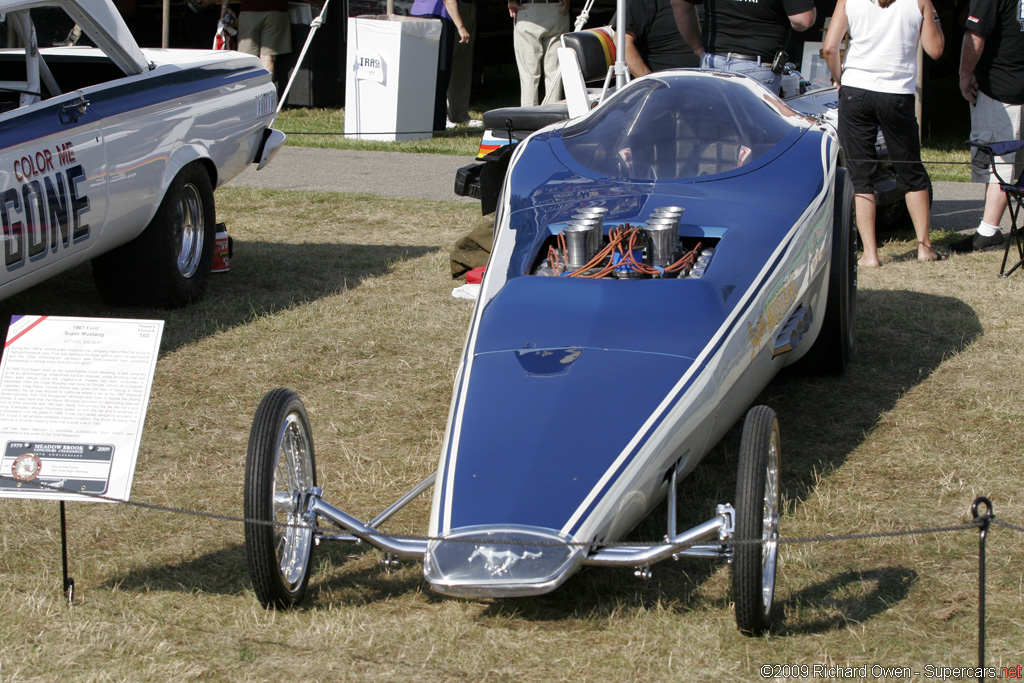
top-left (244, 388), bottom-right (317, 608)
top-left (793, 166), bottom-right (856, 375)
top-left (732, 405), bottom-right (781, 635)
top-left (92, 163), bottom-right (215, 308)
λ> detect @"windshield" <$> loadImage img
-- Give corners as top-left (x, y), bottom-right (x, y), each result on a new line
top-left (561, 73), bottom-right (806, 181)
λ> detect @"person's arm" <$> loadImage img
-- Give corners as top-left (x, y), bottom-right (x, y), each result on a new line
top-left (821, 0), bottom-right (847, 86)
top-left (788, 7), bottom-right (816, 31)
top-left (959, 29), bottom-right (985, 105)
top-left (443, 0), bottom-right (471, 42)
top-left (919, 0), bottom-right (944, 59)
top-left (624, 32), bottom-right (652, 77)
top-left (671, 0), bottom-right (704, 59)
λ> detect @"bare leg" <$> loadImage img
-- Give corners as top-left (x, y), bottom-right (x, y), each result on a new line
top-left (855, 193), bottom-right (879, 267)
top-left (983, 182), bottom-right (1009, 227)
top-left (906, 188), bottom-right (940, 261)
top-left (261, 54), bottom-right (276, 79)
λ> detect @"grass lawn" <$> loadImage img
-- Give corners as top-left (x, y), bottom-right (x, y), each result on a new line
top-left (0, 186), bottom-right (1021, 681)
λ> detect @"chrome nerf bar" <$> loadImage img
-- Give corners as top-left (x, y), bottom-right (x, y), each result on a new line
top-left (582, 504), bottom-right (734, 567)
top-left (309, 481), bottom-right (432, 559)
top-left (306, 469), bottom-right (734, 567)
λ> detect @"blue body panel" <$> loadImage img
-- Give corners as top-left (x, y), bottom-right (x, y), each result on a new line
top-left (434, 73), bottom-right (837, 544)
top-left (449, 345), bottom-right (695, 529)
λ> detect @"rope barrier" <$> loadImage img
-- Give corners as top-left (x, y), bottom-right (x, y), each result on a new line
top-left (2, 476), bottom-right (1016, 665)
top-left (1, 474), bottom-right (1018, 547)
top-left (991, 518), bottom-right (1024, 534)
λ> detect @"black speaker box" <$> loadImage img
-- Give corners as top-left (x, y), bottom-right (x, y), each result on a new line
top-left (278, 3), bottom-right (344, 107)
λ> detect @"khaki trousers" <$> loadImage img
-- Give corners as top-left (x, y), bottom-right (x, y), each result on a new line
top-left (513, 3), bottom-right (569, 107)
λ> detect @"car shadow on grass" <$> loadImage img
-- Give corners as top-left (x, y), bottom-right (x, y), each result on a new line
top-left (0, 241), bottom-right (438, 357)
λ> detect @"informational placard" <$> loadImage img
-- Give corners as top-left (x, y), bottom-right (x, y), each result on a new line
top-left (0, 315), bottom-right (164, 502)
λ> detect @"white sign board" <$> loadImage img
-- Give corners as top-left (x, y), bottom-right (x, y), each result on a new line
top-left (0, 315), bottom-right (164, 502)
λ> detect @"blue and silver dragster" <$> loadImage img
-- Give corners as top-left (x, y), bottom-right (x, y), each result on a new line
top-left (0, 0), bottom-right (284, 308)
top-left (243, 69), bottom-right (856, 634)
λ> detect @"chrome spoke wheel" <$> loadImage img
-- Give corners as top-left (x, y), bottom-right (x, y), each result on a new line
top-left (271, 413), bottom-right (315, 590)
top-left (759, 430), bottom-right (780, 615)
top-left (244, 389), bottom-right (318, 608)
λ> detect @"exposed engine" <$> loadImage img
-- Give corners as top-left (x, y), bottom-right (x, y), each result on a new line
top-left (533, 206), bottom-right (717, 279)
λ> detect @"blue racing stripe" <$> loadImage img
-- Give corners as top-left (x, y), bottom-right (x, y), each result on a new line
top-left (564, 227), bottom-right (796, 537)
top-left (0, 61), bottom-right (266, 151)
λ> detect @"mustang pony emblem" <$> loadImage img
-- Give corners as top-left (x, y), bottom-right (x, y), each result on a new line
top-left (468, 546), bottom-right (543, 576)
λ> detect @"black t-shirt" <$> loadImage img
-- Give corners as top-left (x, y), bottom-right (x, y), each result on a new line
top-left (965, 0), bottom-right (1024, 104)
top-left (694, 0), bottom-right (815, 61)
top-left (626, 0), bottom-right (700, 70)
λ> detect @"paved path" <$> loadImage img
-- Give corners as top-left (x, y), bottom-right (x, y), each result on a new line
top-left (228, 147), bottom-right (478, 203)
top-left (229, 147), bottom-right (994, 233)
top-left (932, 181), bottom-right (999, 233)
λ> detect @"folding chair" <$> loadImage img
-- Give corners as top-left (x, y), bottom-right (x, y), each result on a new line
top-left (966, 139), bottom-right (1024, 277)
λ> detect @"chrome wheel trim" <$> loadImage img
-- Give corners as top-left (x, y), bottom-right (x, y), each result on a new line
top-left (760, 430), bottom-right (780, 615)
top-left (174, 182), bottom-right (204, 279)
top-left (272, 413), bottom-right (315, 590)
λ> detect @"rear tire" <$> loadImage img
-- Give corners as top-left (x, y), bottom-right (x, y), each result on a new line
top-left (793, 166), bottom-right (856, 375)
top-left (92, 163), bottom-right (215, 308)
top-left (732, 405), bottom-right (781, 636)
top-left (244, 388), bottom-right (317, 608)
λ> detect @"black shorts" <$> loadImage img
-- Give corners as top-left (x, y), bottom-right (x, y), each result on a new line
top-left (837, 86), bottom-right (930, 195)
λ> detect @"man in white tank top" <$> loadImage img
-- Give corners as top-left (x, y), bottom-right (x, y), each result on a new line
top-left (823, 0), bottom-right (944, 267)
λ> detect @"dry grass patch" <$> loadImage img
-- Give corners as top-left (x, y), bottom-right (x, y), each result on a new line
top-left (1, 193), bottom-right (1022, 681)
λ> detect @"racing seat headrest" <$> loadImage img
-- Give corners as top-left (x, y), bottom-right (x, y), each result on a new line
top-left (559, 26), bottom-right (615, 85)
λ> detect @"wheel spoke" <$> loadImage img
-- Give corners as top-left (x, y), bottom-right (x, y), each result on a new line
top-left (268, 413), bottom-right (314, 591)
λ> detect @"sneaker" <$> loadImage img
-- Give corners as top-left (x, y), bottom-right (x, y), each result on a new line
top-left (467, 118), bottom-right (483, 128)
top-left (445, 119), bottom-right (457, 130)
top-left (949, 231), bottom-right (1006, 253)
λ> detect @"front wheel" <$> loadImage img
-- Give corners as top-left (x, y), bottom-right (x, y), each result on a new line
top-left (244, 388), bottom-right (318, 608)
top-left (92, 163), bottom-right (215, 308)
top-left (732, 405), bottom-right (781, 635)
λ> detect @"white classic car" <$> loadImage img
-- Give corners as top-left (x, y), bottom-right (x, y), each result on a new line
top-left (1, 0), bottom-right (284, 308)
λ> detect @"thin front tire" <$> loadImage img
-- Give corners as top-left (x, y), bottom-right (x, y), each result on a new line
top-left (244, 388), bottom-right (317, 608)
top-left (732, 405), bottom-right (781, 635)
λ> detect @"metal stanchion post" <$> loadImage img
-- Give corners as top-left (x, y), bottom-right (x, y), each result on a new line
top-left (971, 497), bottom-right (993, 683)
top-left (60, 501), bottom-right (74, 604)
